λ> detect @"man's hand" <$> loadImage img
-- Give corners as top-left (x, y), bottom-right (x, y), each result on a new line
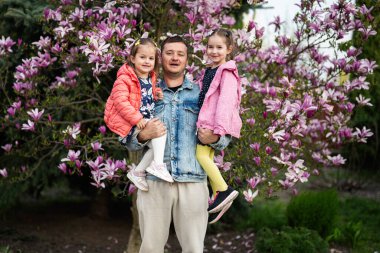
top-left (137, 118), bottom-right (166, 142)
top-left (198, 128), bottom-right (220, 145)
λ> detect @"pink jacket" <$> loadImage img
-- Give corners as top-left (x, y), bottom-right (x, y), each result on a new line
top-left (196, 60), bottom-right (242, 138)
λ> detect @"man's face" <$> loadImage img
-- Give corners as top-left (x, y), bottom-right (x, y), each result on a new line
top-left (161, 42), bottom-right (187, 76)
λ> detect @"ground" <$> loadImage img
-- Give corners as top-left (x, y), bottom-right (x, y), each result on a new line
top-left (0, 198), bottom-right (255, 253)
top-left (1, 174), bottom-right (379, 253)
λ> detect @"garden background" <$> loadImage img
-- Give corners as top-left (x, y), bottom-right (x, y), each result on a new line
top-left (0, 0), bottom-right (379, 252)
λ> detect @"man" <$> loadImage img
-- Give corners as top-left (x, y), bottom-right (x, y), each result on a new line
top-left (126, 36), bottom-right (231, 253)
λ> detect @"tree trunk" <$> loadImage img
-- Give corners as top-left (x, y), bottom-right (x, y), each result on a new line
top-left (125, 150), bottom-right (143, 253)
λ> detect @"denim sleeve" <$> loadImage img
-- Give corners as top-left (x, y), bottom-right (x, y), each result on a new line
top-left (209, 134), bottom-right (231, 151)
top-left (123, 128), bottom-right (149, 151)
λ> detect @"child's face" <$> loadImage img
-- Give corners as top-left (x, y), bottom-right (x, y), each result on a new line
top-left (131, 44), bottom-right (156, 78)
top-left (206, 35), bottom-right (232, 68)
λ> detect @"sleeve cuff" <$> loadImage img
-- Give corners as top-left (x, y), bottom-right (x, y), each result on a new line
top-left (209, 134), bottom-right (232, 151)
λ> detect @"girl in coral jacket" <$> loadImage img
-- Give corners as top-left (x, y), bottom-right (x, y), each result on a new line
top-left (196, 29), bottom-right (242, 224)
top-left (104, 38), bottom-right (173, 191)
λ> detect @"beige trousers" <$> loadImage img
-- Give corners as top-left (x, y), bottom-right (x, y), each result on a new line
top-left (137, 180), bottom-right (208, 253)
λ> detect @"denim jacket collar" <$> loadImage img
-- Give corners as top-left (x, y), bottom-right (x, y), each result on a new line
top-left (159, 76), bottom-right (194, 91)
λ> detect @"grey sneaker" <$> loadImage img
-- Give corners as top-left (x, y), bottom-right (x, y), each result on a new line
top-left (127, 169), bottom-right (149, 191)
top-left (146, 161), bottom-right (174, 183)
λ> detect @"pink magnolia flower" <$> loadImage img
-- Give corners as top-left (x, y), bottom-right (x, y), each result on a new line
top-left (75, 160), bottom-right (83, 169)
top-left (21, 120), bottom-right (35, 131)
top-left (115, 159), bottom-right (127, 171)
top-left (214, 155), bottom-right (231, 172)
top-left (101, 159), bottom-right (120, 180)
top-left (357, 59), bottom-right (378, 74)
top-left (269, 16), bottom-right (284, 32)
top-left (184, 12), bottom-right (196, 24)
top-left (58, 163), bottom-right (68, 174)
top-left (327, 154), bottom-right (346, 166)
top-left (91, 142), bottom-right (104, 152)
top-left (27, 108), bottom-right (44, 121)
top-left (355, 94), bottom-right (373, 106)
top-left (143, 22), bottom-right (151, 31)
top-left (61, 150), bottom-right (81, 162)
top-left (83, 36), bottom-right (110, 57)
top-left (86, 156), bottom-right (104, 170)
top-left (247, 21), bottom-right (255, 32)
top-left (0, 168), bottom-right (8, 177)
top-left (247, 176), bottom-right (261, 189)
top-left (91, 170), bottom-right (106, 188)
top-left (62, 123), bottom-right (81, 139)
top-left (358, 26), bottom-right (377, 40)
top-left (279, 179), bottom-right (294, 189)
top-left (253, 156), bottom-right (261, 166)
top-left (353, 126), bottom-right (374, 143)
top-left (270, 167), bottom-right (278, 176)
top-left (1, 144), bottom-right (12, 152)
top-left (271, 129), bottom-right (286, 142)
top-left (7, 107), bottom-right (16, 117)
top-left (0, 36), bottom-right (16, 55)
top-left (128, 184), bottom-right (137, 195)
top-left (32, 36), bottom-right (51, 50)
top-left (246, 118), bottom-right (255, 126)
top-left (98, 125), bottom-right (106, 135)
top-left (243, 189), bottom-right (258, 203)
top-left (249, 143), bottom-right (260, 152)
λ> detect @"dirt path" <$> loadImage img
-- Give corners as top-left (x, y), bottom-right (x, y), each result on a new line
top-left (0, 200), bottom-right (254, 253)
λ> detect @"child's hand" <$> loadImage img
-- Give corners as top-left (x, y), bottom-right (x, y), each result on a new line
top-left (156, 90), bottom-right (164, 100)
top-left (137, 119), bottom-right (147, 130)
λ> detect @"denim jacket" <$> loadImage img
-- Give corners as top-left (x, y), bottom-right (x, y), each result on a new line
top-left (125, 77), bottom-right (231, 182)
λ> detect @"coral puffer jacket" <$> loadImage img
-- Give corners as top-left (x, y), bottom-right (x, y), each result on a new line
top-left (104, 64), bottom-right (159, 137)
top-left (196, 60), bottom-right (242, 138)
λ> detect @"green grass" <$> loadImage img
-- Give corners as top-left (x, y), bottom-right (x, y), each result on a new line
top-left (235, 193), bottom-right (380, 253)
top-left (335, 196), bottom-right (380, 253)
top-left (0, 246), bottom-right (22, 253)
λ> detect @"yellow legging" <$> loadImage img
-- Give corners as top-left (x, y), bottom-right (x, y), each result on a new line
top-left (196, 144), bottom-right (228, 197)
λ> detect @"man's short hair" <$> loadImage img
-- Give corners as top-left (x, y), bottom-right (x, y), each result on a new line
top-left (160, 36), bottom-right (189, 55)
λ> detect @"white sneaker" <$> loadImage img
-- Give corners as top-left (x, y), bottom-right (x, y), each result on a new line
top-left (127, 170), bottom-right (149, 191)
top-left (146, 161), bottom-right (174, 183)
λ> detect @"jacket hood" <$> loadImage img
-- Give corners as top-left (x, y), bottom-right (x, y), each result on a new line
top-left (218, 60), bottom-right (237, 71)
top-left (117, 64), bottom-right (138, 80)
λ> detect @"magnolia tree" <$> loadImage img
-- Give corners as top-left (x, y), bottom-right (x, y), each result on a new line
top-left (0, 0), bottom-right (377, 203)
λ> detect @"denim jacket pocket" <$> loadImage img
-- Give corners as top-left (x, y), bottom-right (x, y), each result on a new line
top-left (154, 103), bottom-right (165, 123)
top-left (184, 105), bottom-right (199, 127)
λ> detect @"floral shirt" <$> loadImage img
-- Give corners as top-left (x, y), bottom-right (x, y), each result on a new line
top-left (120, 76), bottom-right (155, 144)
top-left (139, 77), bottom-right (155, 119)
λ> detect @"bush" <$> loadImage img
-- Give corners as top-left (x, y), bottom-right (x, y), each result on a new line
top-left (237, 199), bottom-right (287, 231)
top-left (255, 226), bottom-right (329, 253)
top-left (286, 190), bottom-right (338, 238)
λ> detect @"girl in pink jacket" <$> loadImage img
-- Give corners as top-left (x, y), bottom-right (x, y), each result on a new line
top-left (196, 29), bottom-right (242, 224)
